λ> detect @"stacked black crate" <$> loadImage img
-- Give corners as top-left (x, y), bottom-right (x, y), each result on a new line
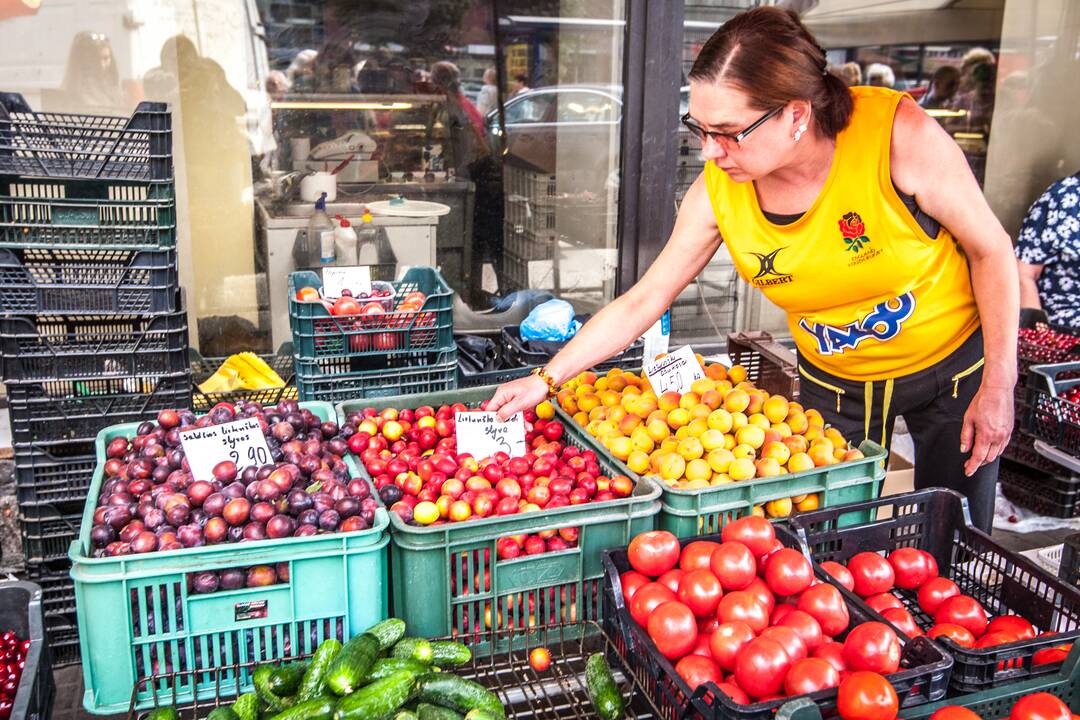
top-left (0, 93), bottom-right (191, 664)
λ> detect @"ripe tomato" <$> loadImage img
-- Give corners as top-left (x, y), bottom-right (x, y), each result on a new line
top-left (716, 681), bottom-right (750, 705)
top-left (628, 531), bottom-right (681, 577)
top-left (1032, 645), bottom-right (1071, 666)
top-left (721, 516), bottom-right (777, 558)
top-left (734, 637), bottom-right (791, 699)
top-left (681, 540), bottom-right (722, 571)
top-left (648, 601), bottom-right (699, 660)
top-left (698, 616), bottom-right (720, 636)
top-left (620, 571), bottom-right (651, 605)
top-left (848, 552), bottom-right (896, 597)
top-left (812, 641), bottom-right (848, 673)
top-left (1009, 693), bottom-right (1072, 720)
top-left (784, 657), bottom-right (841, 695)
top-left (675, 654), bottom-right (722, 689)
top-left (295, 286), bottom-right (320, 301)
top-left (882, 607), bottom-right (923, 638)
top-left (934, 595), bottom-right (988, 638)
top-left (975, 631), bottom-right (1018, 649)
top-left (865, 593), bottom-right (904, 614)
top-left (772, 603), bottom-right (797, 625)
top-left (689, 633), bottom-right (714, 658)
top-left (987, 615), bottom-right (1036, 641)
top-left (758, 538), bottom-right (785, 576)
top-left (760, 625), bottom-right (808, 662)
top-left (929, 707), bottom-right (983, 720)
top-left (331, 297), bottom-right (362, 315)
top-left (888, 548), bottom-right (936, 590)
top-left (710, 542), bottom-right (757, 591)
top-left (837, 671), bottom-right (899, 720)
top-left (710, 621), bottom-right (756, 671)
top-left (765, 548), bottom-right (814, 597)
top-left (716, 591), bottom-right (770, 634)
top-left (797, 582), bottom-right (851, 637)
top-left (918, 577), bottom-right (960, 615)
top-left (928, 623), bottom-right (976, 648)
top-left (821, 561), bottom-right (856, 592)
top-left (744, 577), bottom-right (777, 615)
top-left (778, 609), bottom-right (825, 651)
top-left (678, 569), bottom-right (724, 618)
top-left (629, 582), bottom-right (677, 627)
top-left (843, 622), bottom-right (901, 674)
top-left (658, 568), bottom-right (685, 594)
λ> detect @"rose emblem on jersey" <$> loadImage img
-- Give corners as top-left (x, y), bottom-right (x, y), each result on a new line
top-left (839, 211), bottom-right (870, 253)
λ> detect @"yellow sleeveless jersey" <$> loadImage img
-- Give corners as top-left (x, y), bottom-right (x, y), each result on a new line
top-left (703, 86), bottom-right (980, 381)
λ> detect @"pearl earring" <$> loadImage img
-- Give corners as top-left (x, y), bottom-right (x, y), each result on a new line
top-left (794, 123), bottom-right (808, 142)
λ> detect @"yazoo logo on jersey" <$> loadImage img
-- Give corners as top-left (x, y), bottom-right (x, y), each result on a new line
top-left (799, 292), bottom-right (917, 355)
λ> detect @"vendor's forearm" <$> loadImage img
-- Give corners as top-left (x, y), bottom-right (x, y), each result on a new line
top-left (970, 243), bottom-right (1019, 387)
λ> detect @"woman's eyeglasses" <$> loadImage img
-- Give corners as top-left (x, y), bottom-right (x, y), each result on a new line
top-left (681, 106), bottom-right (784, 146)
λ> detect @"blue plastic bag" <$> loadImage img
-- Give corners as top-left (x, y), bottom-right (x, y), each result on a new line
top-left (519, 299), bottom-right (581, 341)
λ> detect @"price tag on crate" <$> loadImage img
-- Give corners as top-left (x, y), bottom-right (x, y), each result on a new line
top-left (322, 266), bottom-right (372, 299)
top-left (179, 417), bottom-right (273, 480)
top-left (455, 412), bottom-right (527, 459)
top-left (643, 344), bottom-right (705, 395)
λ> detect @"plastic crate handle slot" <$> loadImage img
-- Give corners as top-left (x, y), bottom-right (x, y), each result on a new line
top-left (1034, 439), bottom-right (1080, 474)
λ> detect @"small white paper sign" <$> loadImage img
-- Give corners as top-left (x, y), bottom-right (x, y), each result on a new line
top-left (455, 411), bottom-right (528, 459)
top-left (322, 265), bottom-right (372, 299)
top-left (644, 344), bottom-right (706, 395)
top-left (179, 417), bottom-right (273, 480)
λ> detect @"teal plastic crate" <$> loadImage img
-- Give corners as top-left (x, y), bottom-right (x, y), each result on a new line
top-left (337, 386), bottom-right (661, 651)
top-left (565, 407), bottom-right (885, 537)
top-left (296, 349), bottom-right (457, 403)
top-left (289, 266), bottom-right (454, 360)
top-left (70, 401), bottom-right (390, 715)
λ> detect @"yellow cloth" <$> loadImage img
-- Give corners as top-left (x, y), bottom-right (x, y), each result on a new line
top-left (703, 86), bottom-right (980, 381)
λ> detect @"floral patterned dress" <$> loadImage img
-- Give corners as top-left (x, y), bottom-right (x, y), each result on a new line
top-left (1016, 173), bottom-right (1080, 328)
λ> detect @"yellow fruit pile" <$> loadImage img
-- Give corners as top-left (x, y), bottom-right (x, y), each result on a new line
top-left (557, 361), bottom-right (865, 517)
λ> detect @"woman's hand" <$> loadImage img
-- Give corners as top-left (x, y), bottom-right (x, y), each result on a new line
top-left (488, 374), bottom-right (551, 421)
top-left (960, 382), bottom-right (1014, 476)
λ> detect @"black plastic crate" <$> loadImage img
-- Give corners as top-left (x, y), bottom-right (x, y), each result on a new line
top-left (0, 176), bottom-right (175, 251)
top-left (458, 363), bottom-right (536, 388)
top-left (23, 561), bottom-right (75, 617)
top-left (0, 92), bottom-right (171, 181)
top-left (13, 440), bottom-right (95, 505)
top-left (0, 581), bottom-right (54, 720)
top-left (1026, 362), bottom-right (1080, 459)
top-left (295, 350), bottom-right (457, 403)
top-left (999, 456), bottom-right (1080, 519)
top-left (0, 300), bottom-right (188, 384)
top-left (8, 371), bottom-right (191, 446)
top-left (787, 488), bottom-right (1080, 693)
top-left (0, 246), bottom-right (178, 315)
top-left (601, 527), bottom-right (951, 720)
top-left (19, 502), bottom-right (81, 564)
top-left (1060, 534), bottom-right (1080, 591)
top-left (502, 318), bottom-right (645, 372)
top-left (728, 331), bottom-right (800, 399)
top-left (190, 347), bottom-right (297, 413)
top-left (43, 613), bottom-right (79, 668)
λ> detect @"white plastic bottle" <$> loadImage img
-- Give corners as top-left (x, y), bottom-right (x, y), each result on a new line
top-left (305, 192), bottom-right (334, 267)
top-left (642, 309), bottom-right (671, 366)
top-left (332, 214), bottom-right (357, 265)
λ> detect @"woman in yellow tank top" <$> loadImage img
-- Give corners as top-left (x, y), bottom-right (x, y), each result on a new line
top-left (490, 7), bottom-right (1018, 531)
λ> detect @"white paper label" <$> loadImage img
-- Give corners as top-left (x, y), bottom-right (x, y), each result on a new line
top-left (179, 417), bottom-right (273, 481)
top-left (455, 411), bottom-right (528, 459)
top-left (322, 265), bottom-right (371, 299)
top-left (643, 344), bottom-right (705, 395)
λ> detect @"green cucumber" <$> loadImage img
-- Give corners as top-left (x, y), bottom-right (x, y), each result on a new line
top-left (430, 641), bottom-right (471, 667)
top-left (145, 709), bottom-right (179, 720)
top-left (254, 665), bottom-right (294, 712)
top-left (207, 708), bottom-right (240, 720)
top-left (232, 692), bottom-right (261, 720)
top-left (325, 633), bottom-right (381, 696)
top-left (395, 711), bottom-right (419, 720)
top-left (367, 618), bottom-right (407, 650)
top-left (585, 653), bottom-right (623, 720)
top-left (299, 639), bottom-right (344, 701)
top-left (333, 669), bottom-right (416, 720)
top-left (367, 657), bottom-right (430, 682)
top-left (392, 637), bottom-right (434, 664)
top-left (414, 673), bottom-right (504, 718)
top-left (268, 696), bottom-right (338, 720)
top-left (418, 703), bottom-right (464, 720)
top-left (268, 661), bottom-right (310, 697)
top-left (464, 710), bottom-right (503, 720)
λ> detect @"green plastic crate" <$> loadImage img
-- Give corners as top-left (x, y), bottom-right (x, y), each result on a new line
top-left (565, 409), bottom-right (885, 538)
top-left (289, 266), bottom-right (454, 360)
top-left (776, 644), bottom-right (1080, 720)
top-left (336, 386), bottom-right (661, 650)
top-left (70, 401), bottom-right (390, 715)
top-left (296, 349), bottom-right (458, 403)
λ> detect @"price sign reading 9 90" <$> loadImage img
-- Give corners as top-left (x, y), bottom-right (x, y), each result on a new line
top-left (179, 417), bottom-right (273, 481)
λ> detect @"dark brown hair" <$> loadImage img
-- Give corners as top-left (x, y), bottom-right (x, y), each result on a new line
top-left (688, 7), bottom-right (854, 139)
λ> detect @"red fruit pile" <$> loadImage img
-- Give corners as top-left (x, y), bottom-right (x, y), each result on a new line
top-left (821, 549), bottom-right (1069, 662)
top-left (1018, 324), bottom-right (1080, 365)
top-left (89, 402), bottom-right (379, 557)
top-left (0, 631), bottom-right (28, 718)
top-left (347, 403), bottom-right (634, 526)
top-left (619, 522), bottom-right (905, 705)
top-left (188, 562), bottom-right (290, 594)
top-left (496, 528), bottom-right (580, 560)
top-left (930, 691), bottom-right (1072, 720)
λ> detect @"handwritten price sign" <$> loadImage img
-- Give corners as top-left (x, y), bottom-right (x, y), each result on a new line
top-left (455, 412), bottom-right (527, 459)
top-left (643, 344), bottom-right (705, 395)
top-left (322, 265), bottom-right (371, 298)
top-left (179, 417), bottom-right (273, 481)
